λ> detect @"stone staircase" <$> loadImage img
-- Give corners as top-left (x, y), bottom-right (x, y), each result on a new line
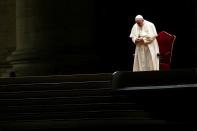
top-left (113, 69), bottom-right (197, 125)
top-left (0, 73), bottom-right (164, 130)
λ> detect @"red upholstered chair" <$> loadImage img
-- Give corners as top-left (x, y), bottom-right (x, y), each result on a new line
top-left (156, 31), bottom-right (176, 70)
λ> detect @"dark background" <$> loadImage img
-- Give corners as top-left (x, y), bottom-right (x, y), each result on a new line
top-left (95, 0), bottom-right (196, 72)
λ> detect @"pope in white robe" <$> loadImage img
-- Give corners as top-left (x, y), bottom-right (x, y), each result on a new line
top-left (130, 15), bottom-right (160, 72)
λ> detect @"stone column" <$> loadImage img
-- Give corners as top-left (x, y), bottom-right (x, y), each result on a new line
top-left (195, 0), bottom-right (197, 68)
top-left (7, 0), bottom-right (98, 76)
top-left (0, 0), bottom-right (16, 77)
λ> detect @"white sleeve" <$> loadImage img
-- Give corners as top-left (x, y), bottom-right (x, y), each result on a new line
top-left (129, 24), bottom-right (138, 44)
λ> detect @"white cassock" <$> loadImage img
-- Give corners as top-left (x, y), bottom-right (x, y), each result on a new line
top-left (130, 20), bottom-right (160, 72)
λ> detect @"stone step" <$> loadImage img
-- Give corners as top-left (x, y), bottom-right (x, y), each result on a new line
top-left (0, 72), bottom-right (167, 128)
top-left (0, 88), bottom-right (112, 99)
top-left (0, 95), bottom-right (133, 106)
top-left (115, 85), bottom-right (197, 123)
top-left (0, 110), bottom-right (150, 121)
top-left (0, 81), bottom-right (111, 92)
top-left (0, 73), bottom-right (112, 85)
top-left (112, 69), bottom-right (197, 89)
top-left (0, 118), bottom-right (165, 130)
top-left (0, 103), bottom-right (141, 113)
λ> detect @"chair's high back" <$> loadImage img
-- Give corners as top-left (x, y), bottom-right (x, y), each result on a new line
top-left (156, 31), bottom-right (176, 70)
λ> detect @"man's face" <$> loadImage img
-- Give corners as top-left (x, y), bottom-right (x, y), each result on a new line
top-left (135, 18), bottom-right (144, 27)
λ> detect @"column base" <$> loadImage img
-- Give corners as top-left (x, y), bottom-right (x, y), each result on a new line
top-left (6, 49), bottom-right (101, 76)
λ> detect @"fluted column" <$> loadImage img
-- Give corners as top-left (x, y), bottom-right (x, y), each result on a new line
top-left (7, 0), bottom-right (98, 76)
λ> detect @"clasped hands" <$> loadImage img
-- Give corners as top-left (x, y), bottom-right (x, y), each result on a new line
top-left (135, 37), bottom-right (144, 44)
